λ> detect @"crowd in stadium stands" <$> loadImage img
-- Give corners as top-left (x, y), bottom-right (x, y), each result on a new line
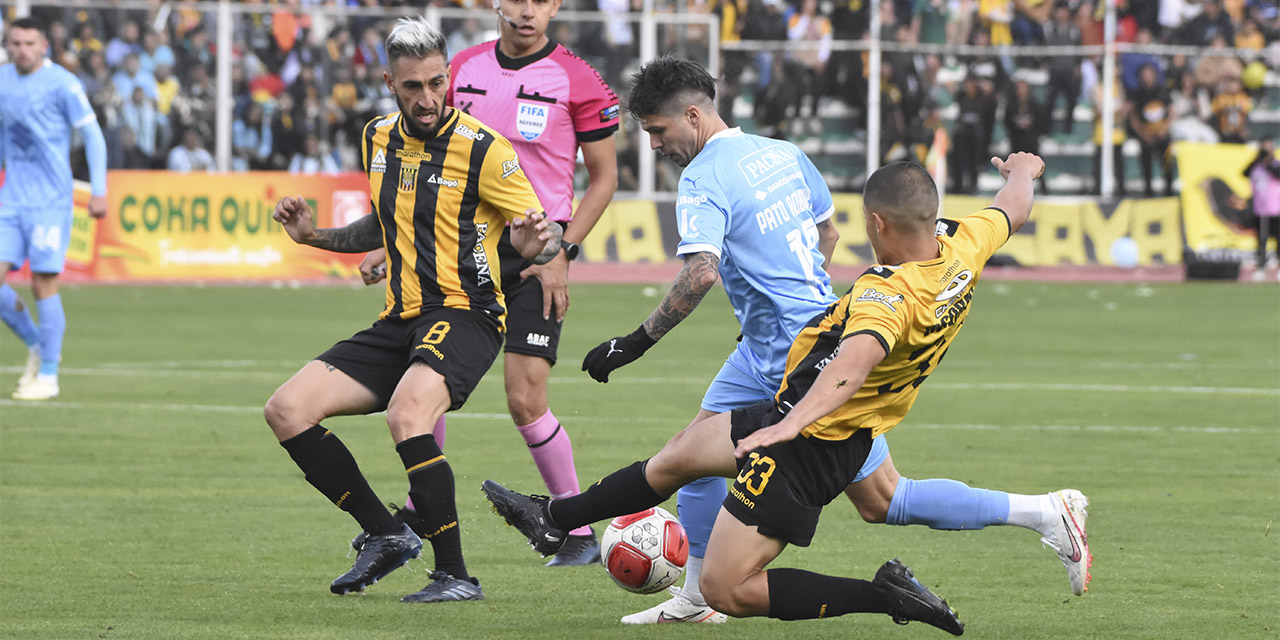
top-left (7, 0), bottom-right (1278, 195)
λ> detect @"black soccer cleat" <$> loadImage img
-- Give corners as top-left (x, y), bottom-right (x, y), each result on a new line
top-left (480, 479), bottom-right (566, 557)
top-left (400, 571), bottom-right (485, 603)
top-left (351, 503), bottom-right (427, 551)
top-left (872, 559), bottom-right (965, 636)
top-left (544, 529), bottom-right (602, 567)
top-left (331, 523), bottom-right (422, 595)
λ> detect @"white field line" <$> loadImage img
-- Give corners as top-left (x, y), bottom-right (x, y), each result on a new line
top-left (2, 364), bottom-right (1273, 396)
top-left (0, 399), bottom-right (1270, 435)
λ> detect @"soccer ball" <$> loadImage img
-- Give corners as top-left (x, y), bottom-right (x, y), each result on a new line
top-left (601, 507), bottom-right (689, 594)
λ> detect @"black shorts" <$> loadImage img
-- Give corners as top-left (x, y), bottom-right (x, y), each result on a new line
top-left (316, 307), bottom-right (502, 412)
top-left (498, 226), bottom-right (563, 364)
top-left (724, 401), bottom-right (873, 547)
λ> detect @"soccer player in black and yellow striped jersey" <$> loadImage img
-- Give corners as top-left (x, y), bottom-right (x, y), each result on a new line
top-left (264, 17), bottom-right (562, 603)
top-left (484, 153), bottom-right (1091, 633)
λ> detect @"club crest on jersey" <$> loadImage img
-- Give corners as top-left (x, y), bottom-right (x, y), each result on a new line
top-left (399, 165), bottom-right (418, 191)
top-left (856, 288), bottom-right (904, 312)
top-left (517, 102), bottom-right (549, 141)
top-left (370, 148), bottom-right (387, 173)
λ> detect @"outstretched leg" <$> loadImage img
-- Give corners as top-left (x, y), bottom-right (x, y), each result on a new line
top-left (846, 441), bottom-right (1092, 594)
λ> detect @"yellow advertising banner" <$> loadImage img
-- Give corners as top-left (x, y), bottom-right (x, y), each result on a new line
top-left (68, 181), bottom-right (98, 266)
top-left (1174, 141), bottom-right (1257, 252)
top-left (92, 171), bottom-right (371, 281)
top-left (582, 194), bottom-right (1182, 267)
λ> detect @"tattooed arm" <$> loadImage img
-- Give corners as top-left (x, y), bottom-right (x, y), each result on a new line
top-left (640, 251), bottom-right (721, 341)
top-left (272, 195), bottom-right (383, 253)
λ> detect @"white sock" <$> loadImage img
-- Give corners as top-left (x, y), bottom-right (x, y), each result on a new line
top-left (680, 555), bottom-right (706, 605)
top-left (35, 373), bottom-right (57, 386)
top-left (1006, 493), bottom-right (1055, 537)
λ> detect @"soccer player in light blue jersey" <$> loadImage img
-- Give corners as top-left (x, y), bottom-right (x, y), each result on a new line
top-left (1, 17), bottom-right (109, 400)
top-left (580, 57), bottom-right (1089, 624)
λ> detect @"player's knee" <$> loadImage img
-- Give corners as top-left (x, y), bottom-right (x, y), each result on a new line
top-left (264, 389), bottom-right (307, 438)
top-left (701, 577), bottom-right (751, 618)
top-left (855, 494), bottom-right (890, 523)
top-left (504, 391), bottom-right (545, 426)
top-left (386, 397), bottom-right (446, 440)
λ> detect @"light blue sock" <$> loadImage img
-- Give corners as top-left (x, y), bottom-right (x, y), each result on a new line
top-left (886, 477), bottom-right (1011, 530)
top-left (0, 284), bottom-right (40, 346)
top-left (676, 476), bottom-right (728, 557)
top-left (35, 294), bottom-right (66, 376)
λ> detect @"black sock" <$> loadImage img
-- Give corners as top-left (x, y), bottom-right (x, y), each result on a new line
top-left (767, 568), bottom-right (891, 620)
top-left (280, 425), bottom-right (399, 535)
top-left (546, 460), bottom-right (666, 530)
top-left (397, 434), bottom-right (468, 580)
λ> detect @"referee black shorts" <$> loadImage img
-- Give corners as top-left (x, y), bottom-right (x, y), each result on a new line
top-left (724, 400), bottom-right (873, 547)
top-left (316, 307), bottom-right (502, 413)
top-left (498, 226), bottom-right (564, 365)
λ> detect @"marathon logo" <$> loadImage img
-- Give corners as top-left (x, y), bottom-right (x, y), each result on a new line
top-left (370, 148), bottom-right (387, 174)
top-left (396, 149), bottom-right (432, 162)
top-left (729, 485), bottom-right (755, 510)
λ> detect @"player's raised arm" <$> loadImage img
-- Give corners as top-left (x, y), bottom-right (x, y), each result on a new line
top-left (272, 195), bottom-right (382, 253)
top-left (990, 152), bottom-right (1045, 233)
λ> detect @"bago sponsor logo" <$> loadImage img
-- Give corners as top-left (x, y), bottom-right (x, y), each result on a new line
top-left (501, 158), bottom-right (521, 179)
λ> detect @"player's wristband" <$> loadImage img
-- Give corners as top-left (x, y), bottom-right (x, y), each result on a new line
top-left (626, 325), bottom-right (657, 353)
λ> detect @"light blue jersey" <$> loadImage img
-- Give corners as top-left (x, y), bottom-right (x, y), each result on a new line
top-left (0, 59), bottom-right (100, 209)
top-left (675, 128), bottom-right (837, 402)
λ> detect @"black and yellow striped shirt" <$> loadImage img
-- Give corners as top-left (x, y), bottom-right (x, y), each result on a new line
top-left (775, 209), bottom-right (1012, 440)
top-left (362, 108), bottom-right (543, 326)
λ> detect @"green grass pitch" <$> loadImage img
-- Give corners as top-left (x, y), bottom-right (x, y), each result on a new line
top-left (1, 280), bottom-right (1277, 639)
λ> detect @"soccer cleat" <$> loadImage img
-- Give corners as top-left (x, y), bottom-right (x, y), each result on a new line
top-left (480, 479), bottom-right (566, 557)
top-left (544, 529), bottom-right (601, 567)
top-left (1041, 489), bottom-right (1092, 596)
top-left (16, 347), bottom-right (40, 390)
top-left (351, 503), bottom-right (427, 551)
top-left (12, 377), bottom-right (58, 401)
top-left (872, 559), bottom-right (964, 636)
top-left (620, 585), bottom-right (728, 624)
top-left (330, 523), bottom-right (422, 595)
top-left (400, 571), bottom-right (484, 603)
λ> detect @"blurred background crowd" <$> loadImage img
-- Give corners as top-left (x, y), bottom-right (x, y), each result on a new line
top-left (3, 0), bottom-right (1278, 196)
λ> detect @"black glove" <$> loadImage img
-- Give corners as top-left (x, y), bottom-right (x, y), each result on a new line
top-left (582, 325), bottom-right (657, 383)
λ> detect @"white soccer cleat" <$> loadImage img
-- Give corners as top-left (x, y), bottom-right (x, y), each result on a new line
top-left (12, 376), bottom-right (59, 401)
top-left (17, 347), bottom-right (40, 390)
top-left (1041, 489), bottom-right (1091, 596)
top-left (620, 586), bottom-right (728, 624)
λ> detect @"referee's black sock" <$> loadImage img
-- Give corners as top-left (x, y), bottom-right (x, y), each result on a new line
top-left (397, 434), bottom-right (469, 580)
top-left (767, 568), bottom-right (892, 620)
top-left (280, 425), bottom-right (400, 535)
top-left (546, 460), bottom-right (666, 530)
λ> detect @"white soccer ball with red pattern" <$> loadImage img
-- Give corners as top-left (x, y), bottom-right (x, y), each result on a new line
top-left (601, 507), bottom-right (689, 594)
